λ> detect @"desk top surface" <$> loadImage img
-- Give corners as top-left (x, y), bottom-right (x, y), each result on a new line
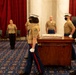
top-left (38, 36), bottom-right (74, 43)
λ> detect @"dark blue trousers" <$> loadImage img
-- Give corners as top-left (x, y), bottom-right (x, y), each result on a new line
top-left (48, 30), bottom-right (55, 34)
top-left (24, 44), bottom-right (44, 74)
top-left (9, 34), bottom-right (16, 49)
top-left (64, 33), bottom-right (70, 36)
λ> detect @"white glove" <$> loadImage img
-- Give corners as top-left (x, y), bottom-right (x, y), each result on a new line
top-left (69, 35), bottom-right (72, 38)
top-left (30, 48), bottom-right (35, 52)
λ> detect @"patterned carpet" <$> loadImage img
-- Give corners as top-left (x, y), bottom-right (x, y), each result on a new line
top-left (0, 40), bottom-right (76, 75)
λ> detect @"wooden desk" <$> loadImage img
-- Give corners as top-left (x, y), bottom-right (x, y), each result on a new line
top-left (38, 37), bottom-right (74, 66)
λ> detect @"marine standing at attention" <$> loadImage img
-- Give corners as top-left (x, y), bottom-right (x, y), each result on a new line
top-left (64, 14), bottom-right (76, 61)
top-left (46, 16), bottom-right (57, 34)
top-left (64, 14), bottom-right (75, 37)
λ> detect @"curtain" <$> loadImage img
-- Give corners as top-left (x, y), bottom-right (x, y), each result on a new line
top-left (69, 0), bottom-right (76, 16)
top-left (0, 0), bottom-right (11, 37)
top-left (0, 0), bottom-right (27, 37)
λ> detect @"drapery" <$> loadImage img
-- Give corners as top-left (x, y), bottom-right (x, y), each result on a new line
top-left (0, 0), bottom-right (27, 37)
top-left (69, 0), bottom-right (76, 16)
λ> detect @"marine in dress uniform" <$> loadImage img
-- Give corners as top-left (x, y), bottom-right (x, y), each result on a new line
top-left (7, 19), bottom-right (17, 49)
top-left (19, 16), bottom-right (44, 75)
top-left (64, 14), bottom-right (75, 37)
top-left (64, 14), bottom-right (76, 61)
top-left (46, 16), bottom-right (57, 34)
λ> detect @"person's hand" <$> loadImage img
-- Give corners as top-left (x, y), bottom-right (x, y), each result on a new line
top-left (69, 35), bottom-right (72, 38)
top-left (30, 48), bottom-right (35, 52)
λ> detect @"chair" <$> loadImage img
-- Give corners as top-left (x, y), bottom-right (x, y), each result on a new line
top-left (17, 30), bottom-right (21, 40)
top-left (0, 30), bottom-right (2, 40)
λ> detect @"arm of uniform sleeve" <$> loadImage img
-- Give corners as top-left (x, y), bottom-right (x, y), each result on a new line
top-left (30, 37), bottom-right (37, 52)
top-left (31, 28), bottom-right (39, 49)
top-left (32, 37), bottom-right (37, 49)
top-left (30, 26), bottom-right (39, 52)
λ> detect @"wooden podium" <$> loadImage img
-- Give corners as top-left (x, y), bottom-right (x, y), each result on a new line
top-left (38, 36), bottom-right (74, 66)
